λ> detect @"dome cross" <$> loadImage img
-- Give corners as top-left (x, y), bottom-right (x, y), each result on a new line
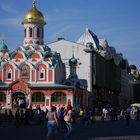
top-left (33, 0), bottom-right (36, 7)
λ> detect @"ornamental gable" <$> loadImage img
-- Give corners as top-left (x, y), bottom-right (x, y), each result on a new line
top-left (13, 53), bottom-right (24, 59)
top-left (29, 52), bottom-right (42, 59)
top-left (11, 80), bottom-right (28, 94)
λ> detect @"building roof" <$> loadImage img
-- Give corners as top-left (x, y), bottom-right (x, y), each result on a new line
top-left (22, 2), bottom-right (46, 25)
top-left (0, 82), bottom-right (9, 89)
top-left (76, 28), bottom-right (99, 50)
top-left (0, 42), bottom-right (8, 51)
top-left (29, 83), bottom-right (75, 90)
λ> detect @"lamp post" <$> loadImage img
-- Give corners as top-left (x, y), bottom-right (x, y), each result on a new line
top-left (84, 42), bottom-right (96, 106)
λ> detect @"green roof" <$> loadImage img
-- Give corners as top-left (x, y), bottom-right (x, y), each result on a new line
top-left (29, 83), bottom-right (75, 90)
top-left (0, 83), bottom-right (10, 89)
top-left (0, 42), bottom-right (8, 51)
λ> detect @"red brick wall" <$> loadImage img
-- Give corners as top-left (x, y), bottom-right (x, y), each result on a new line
top-left (32, 70), bottom-right (35, 82)
top-left (48, 69), bottom-right (53, 82)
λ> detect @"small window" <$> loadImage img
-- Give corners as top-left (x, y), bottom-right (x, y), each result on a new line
top-left (39, 68), bottom-right (45, 80)
top-left (24, 28), bottom-right (26, 37)
top-left (29, 28), bottom-right (32, 37)
top-left (8, 73), bottom-right (11, 79)
top-left (37, 28), bottom-right (40, 37)
top-left (40, 72), bottom-right (44, 79)
top-left (7, 69), bottom-right (12, 80)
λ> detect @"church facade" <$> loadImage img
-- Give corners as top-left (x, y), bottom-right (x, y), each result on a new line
top-left (0, 2), bottom-right (88, 110)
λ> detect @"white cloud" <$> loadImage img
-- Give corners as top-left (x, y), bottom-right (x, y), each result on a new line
top-left (0, 18), bottom-right (22, 27)
top-left (45, 24), bottom-right (77, 42)
top-left (0, 34), bottom-right (7, 40)
top-left (0, 3), bottom-right (17, 14)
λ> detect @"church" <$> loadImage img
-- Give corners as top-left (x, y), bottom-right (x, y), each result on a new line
top-left (0, 1), bottom-right (88, 110)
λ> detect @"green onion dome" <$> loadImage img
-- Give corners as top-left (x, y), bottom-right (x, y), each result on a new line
top-left (69, 56), bottom-right (78, 65)
top-left (0, 42), bottom-right (8, 51)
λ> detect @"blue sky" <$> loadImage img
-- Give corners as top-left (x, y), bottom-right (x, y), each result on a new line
top-left (0, 0), bottom-right (140, 70)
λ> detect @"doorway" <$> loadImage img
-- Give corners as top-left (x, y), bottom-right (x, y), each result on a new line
top-left (12, 92), bottom-right (26, 108)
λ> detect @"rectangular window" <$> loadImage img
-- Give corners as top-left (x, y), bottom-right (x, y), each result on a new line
top-left (7, 72), bottom-right (12, 80)
top-left (40, 72), bottom-right (44, 79)
top-left (8, 73), bottom-right (11, 79)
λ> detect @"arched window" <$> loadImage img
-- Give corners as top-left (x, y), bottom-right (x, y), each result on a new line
top-left (29, 28), bottom-right (32, 37)
top-left (0, 92), bottom-right (6, 102)
top-left (32, 92), bottom-right (45, 102)
top-left (42, 28), bottom-right (44, 38)
top-left (7, 69), bottom-right (12, 80)
top-left (51, 92), bottom-right (66, 102)
top-left (37, 28), bottom-right (40, 37)
top-left (39, 68), bottom-right (45, 80)
top-left (24, 28), bottom-right (27, 37)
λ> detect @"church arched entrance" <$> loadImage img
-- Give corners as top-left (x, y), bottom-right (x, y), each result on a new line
top-left (12, 92), bottom-right (26, 108)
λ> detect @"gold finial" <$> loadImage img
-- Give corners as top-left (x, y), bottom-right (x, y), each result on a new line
top-left (33, 0), bottom-right (36, 7)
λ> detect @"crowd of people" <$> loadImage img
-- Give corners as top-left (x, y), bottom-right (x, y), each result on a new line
top-left (0, 104), bottom-right (140, 140)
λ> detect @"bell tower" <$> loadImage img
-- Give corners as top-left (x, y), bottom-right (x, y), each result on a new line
top-left (22, 0), bottom-right (46, 46)
top-left (68, 54), bottom-right (78, 79)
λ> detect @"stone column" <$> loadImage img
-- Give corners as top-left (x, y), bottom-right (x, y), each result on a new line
top-left (27, 94), bottom-right (31, 108)
top-left (6, 90), bottom-right (12, 109)
top-left (45, 95), bottom-right (51, 110)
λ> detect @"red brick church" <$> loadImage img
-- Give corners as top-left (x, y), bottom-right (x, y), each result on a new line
top-left (0, 1), bottom-right (88, 110)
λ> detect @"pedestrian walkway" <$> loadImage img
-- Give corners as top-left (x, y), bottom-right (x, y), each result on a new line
top-left (93, 136), bottom-right (140, 140)
top-left (1, 116), bottom-right (140, 140)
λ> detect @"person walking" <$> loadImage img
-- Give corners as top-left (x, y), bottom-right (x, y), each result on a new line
top-left (8, 109), bottom-right (14, 124)
top-left (15, 108), bottom-right (21, 128)
top-left (46, 106), bottom-right (59, 140)
top-left (125, 106), bottom-right (131, 126)
top-left (64, 105), bottom-right (73, 140)
top-left (0, 104), bottom-right (2, 114)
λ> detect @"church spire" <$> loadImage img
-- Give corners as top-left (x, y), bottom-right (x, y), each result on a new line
top-left (72, 46), bottom-right (74, 57)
